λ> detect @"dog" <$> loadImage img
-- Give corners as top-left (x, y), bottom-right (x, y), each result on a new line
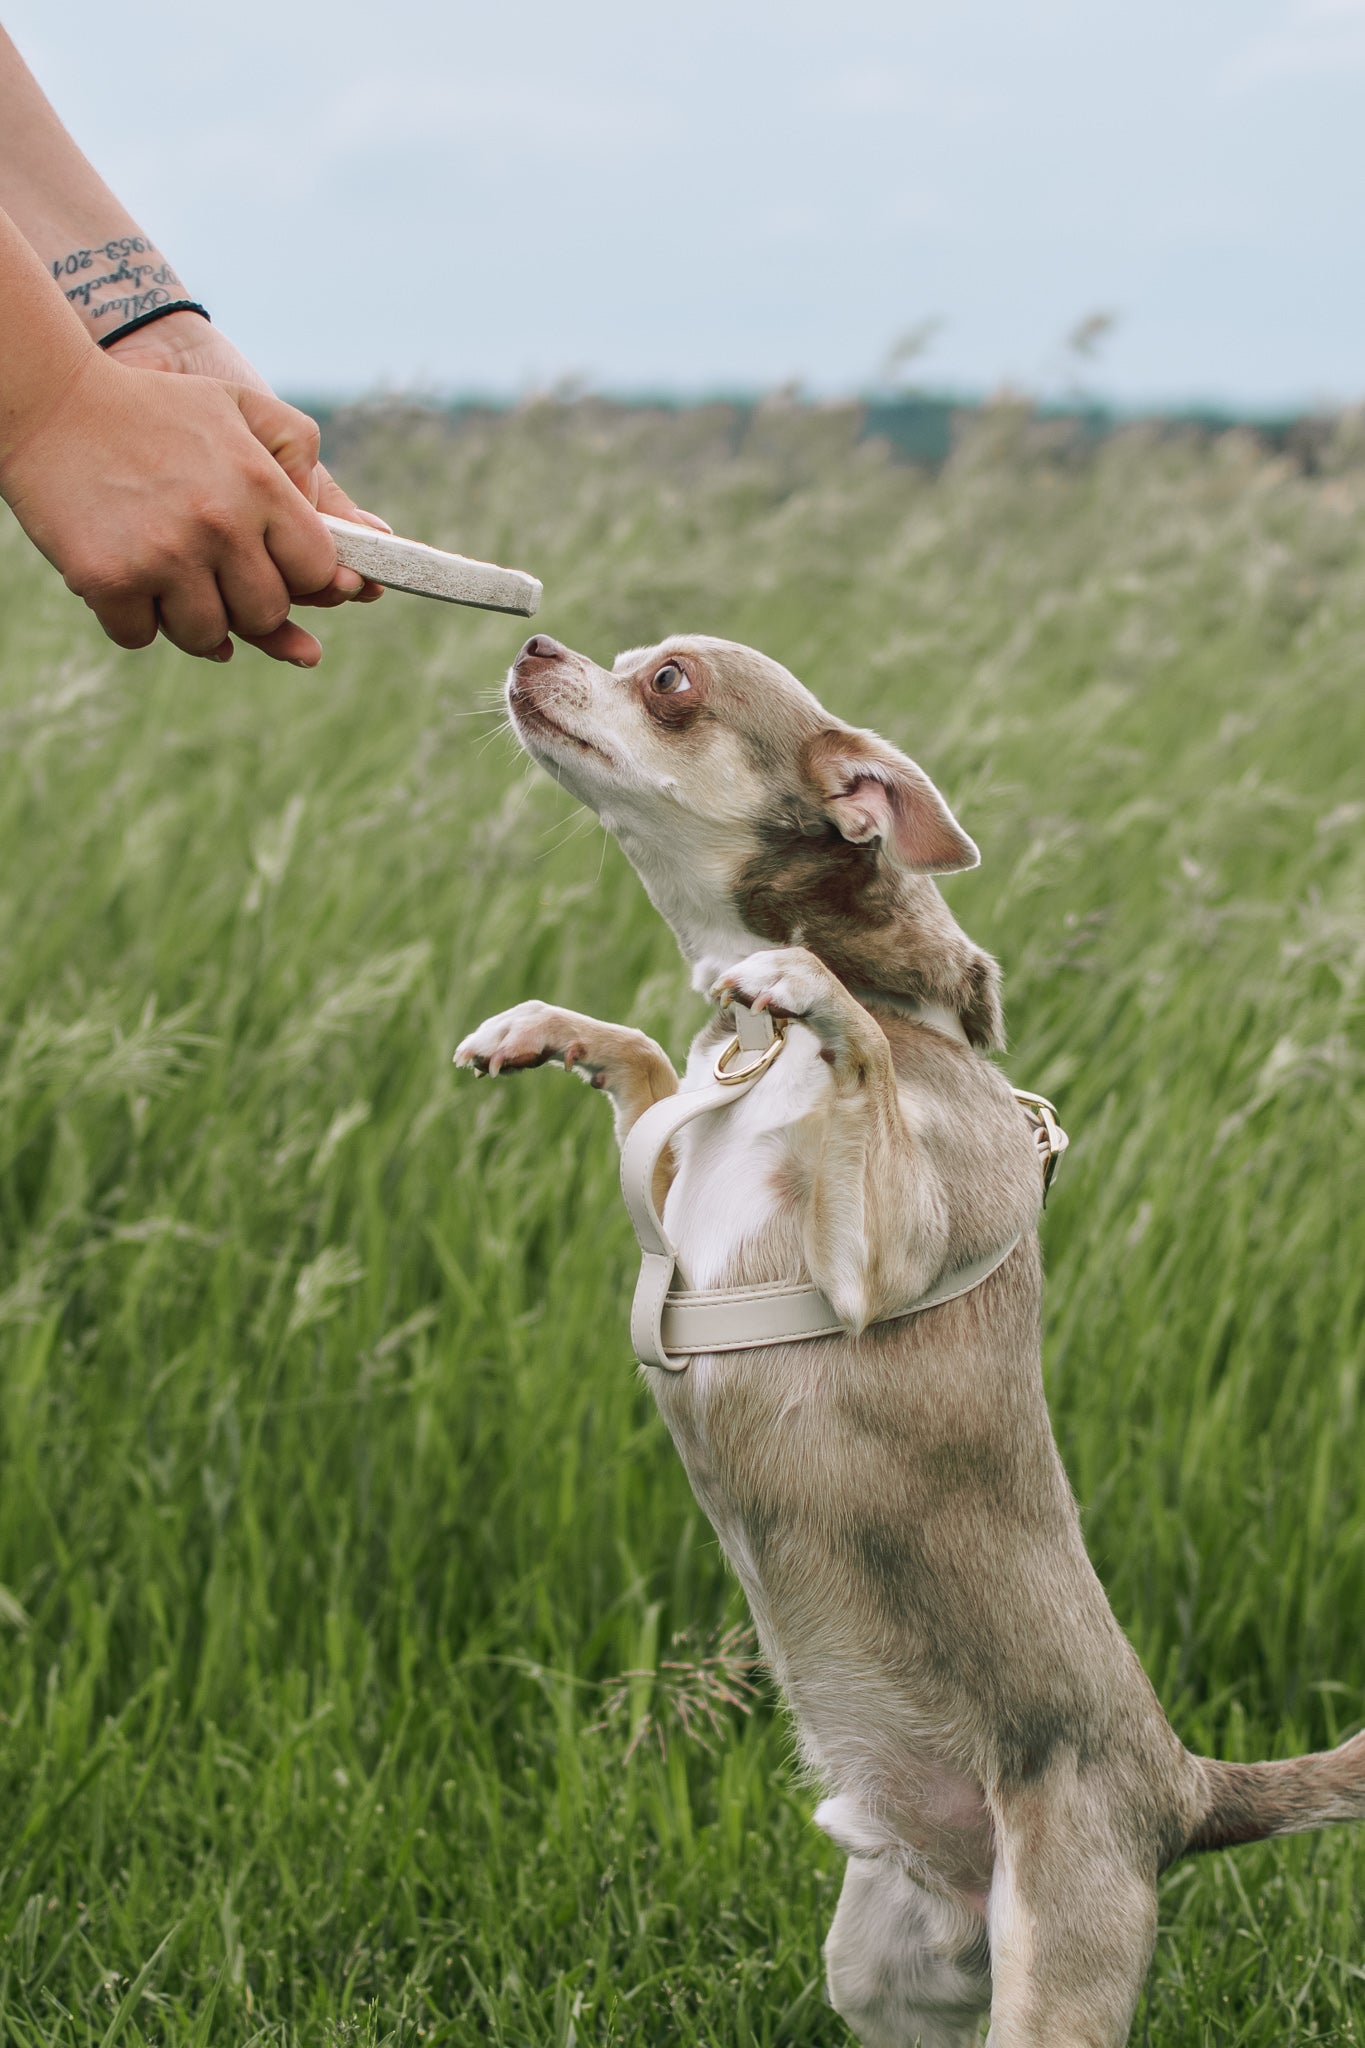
top-left (455, 633), bottom-right (1365, 2047)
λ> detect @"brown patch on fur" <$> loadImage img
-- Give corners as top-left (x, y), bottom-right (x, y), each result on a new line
top-left (732, 816), bottom-right (1005, 1048)
top-left (768, 1152), bottom-right (812, 1210)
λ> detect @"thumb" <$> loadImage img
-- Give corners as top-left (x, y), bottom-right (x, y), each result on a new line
top-left (228, 385), bottom-right (323, 503)
top-left (313, 461), bottom-right (393, 533)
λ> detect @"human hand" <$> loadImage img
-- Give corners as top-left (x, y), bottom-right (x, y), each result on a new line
top-left (0, 348), bottom-right (349, 665)
top-left (104, 310), bottom-right (388, 612)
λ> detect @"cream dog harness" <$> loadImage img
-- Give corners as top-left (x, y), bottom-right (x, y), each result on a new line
top-left (620, 1000), bottom-right (1067, 1372)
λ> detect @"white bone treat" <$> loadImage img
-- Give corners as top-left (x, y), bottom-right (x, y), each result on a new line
top-left (320, 513), bottom-right (542, 616)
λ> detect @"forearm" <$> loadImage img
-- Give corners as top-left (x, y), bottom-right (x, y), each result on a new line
top-left (0, 24), bottom-right (379, 656)
top-left (0, 204), bottom-right (97, 470)
top-left (0, 26), bottom-right (191, 343)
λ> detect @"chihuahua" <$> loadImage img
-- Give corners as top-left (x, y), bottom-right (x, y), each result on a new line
top-left (456, 634), bottom-right (1364, 2048)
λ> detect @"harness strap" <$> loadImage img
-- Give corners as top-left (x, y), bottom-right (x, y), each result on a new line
top-left (654, 1237), bottom-right (1022, 1360)
top-left (622, 1002), bottom-right (781, 1368)
top-left (620, 999), bottom-right (1058, 1373)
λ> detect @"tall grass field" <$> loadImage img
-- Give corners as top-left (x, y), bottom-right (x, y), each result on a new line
top-left (1, 398), bottom-right (1363, 2045)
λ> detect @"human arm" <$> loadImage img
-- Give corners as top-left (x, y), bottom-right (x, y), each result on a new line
top-left (0, 24), bottom-right (383, 661)
top-left (0, 204), bottom-right (343, 663)
top-left (99, 308), bottom-right (389, 619)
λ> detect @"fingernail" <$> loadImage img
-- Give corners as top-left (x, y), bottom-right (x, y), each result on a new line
top-left (335, 568), bottom-right (364, 596)
top-left (290, 658), bottom-right (315, 670)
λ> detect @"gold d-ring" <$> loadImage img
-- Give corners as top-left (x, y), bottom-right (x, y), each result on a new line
top-left (1012, 1087), bottom-right (1069, 1200)
top-left (713, 1018), bottom-right (788, 1085)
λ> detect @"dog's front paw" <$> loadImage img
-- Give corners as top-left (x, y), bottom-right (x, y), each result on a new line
top-left (709, 946), bottom-right (842, 1025)
top-left (454, 1000), bottom-right (591, 1078)
top-left (710, 948), bottom-right (885, 1081)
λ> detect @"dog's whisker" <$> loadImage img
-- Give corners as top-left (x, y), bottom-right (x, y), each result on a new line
top-left (534, 808), bottom-right (598, 861)
top-left (473, 719), bottom-right (518, 761)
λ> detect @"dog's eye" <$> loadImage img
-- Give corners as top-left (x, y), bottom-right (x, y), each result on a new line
top-left (651, 664), bottom-right (690, 695)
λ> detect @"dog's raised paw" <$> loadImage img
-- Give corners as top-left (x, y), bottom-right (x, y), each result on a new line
top-left (710, 946), bottom-right (840, 1024)
top-left (454, 1001), bottom-right (588, 1077)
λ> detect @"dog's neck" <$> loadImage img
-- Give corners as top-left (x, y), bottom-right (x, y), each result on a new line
top-left (610, 814), bottom-right (999, 1046)
top-left (607, 814), bottom-right (763, 997)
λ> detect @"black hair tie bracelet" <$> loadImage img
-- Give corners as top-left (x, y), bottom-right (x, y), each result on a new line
top-left (97, 301), bottom-right (211, 349)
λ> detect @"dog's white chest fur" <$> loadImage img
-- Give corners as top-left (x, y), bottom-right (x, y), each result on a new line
top-left (662, 1024), bottom-right (828, 1291)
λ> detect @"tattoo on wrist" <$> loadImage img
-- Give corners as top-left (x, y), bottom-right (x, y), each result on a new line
top-left (50, 237), bottom-right (189, 327)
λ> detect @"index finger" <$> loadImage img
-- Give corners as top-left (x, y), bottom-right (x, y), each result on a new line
top-left (306, 463), bottom-right (388, 604)
top-left (260, 487), bottom-right (339, 599)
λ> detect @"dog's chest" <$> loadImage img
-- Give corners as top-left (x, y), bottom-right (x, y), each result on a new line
top-left (662, 1026), bottom-right (829, 1291)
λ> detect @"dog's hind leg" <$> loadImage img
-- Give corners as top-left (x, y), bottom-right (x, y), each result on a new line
top-left (983, 1790), bottom-right (1157, 2048)
top-left (454, 1000), bottom-right (677, 1142)
top-left (825, 1855), bottom-right (991, 2048)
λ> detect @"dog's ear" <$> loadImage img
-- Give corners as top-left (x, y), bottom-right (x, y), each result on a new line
top-left (805, 729), bottom-right (980, 874)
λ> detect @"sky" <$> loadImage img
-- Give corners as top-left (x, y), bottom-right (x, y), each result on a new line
top-left (7, 0), bottom-right (1365, 409)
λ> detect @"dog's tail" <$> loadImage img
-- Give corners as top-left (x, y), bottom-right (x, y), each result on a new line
top-left (1182, 1731), bottom-right (1365, 1857)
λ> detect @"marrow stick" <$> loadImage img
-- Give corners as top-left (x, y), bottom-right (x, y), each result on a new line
top-left (321, 513), bottom-right (542, 616)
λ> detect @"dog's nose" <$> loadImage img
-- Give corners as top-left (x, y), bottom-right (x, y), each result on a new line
top-left (515, 634), bottom-right (565, 667)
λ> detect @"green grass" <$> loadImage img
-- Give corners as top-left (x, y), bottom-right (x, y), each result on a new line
top-left (0, 396), bottom-right (1363, 2045)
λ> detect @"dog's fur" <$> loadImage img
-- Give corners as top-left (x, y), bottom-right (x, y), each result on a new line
top-left (456, 633), bottom-right (1365, 2047)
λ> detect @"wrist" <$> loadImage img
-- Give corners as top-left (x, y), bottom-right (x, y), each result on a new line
top-left (49, 232), bottom-right (193, 344)
top-left (102, 304), bottom-right (212, 369)
top-left (0, 338), bottom-right (111, 491)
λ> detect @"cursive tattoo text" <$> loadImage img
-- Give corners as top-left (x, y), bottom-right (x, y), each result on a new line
top-left (50, 237), bottom-right (188, 327)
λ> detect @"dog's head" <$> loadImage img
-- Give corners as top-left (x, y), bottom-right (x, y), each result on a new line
top-left (506, 633), bottom-right (1002, 1046)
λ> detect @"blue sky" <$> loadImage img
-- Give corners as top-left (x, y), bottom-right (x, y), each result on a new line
top-left (8, 0), bottom-right (1364, 407)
